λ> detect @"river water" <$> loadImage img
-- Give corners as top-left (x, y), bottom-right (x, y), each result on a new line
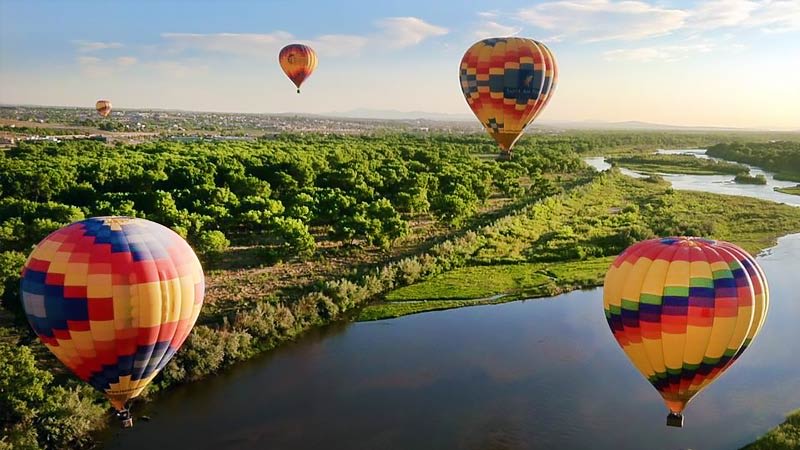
top-left (104, 151), bottom-right (800, 450)
top-left (584, 149), bottom-right (800, 207)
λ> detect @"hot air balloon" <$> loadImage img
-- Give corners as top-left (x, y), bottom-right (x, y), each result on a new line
top-left (96, 99), bottom-right (112, 117)
top-left (603, 237), bottom-right (768, 427)
top-left (279, 44), bottom-right (317, 94)
top-left (20, 217), bottom-right (205, 428)
top-left (459, 37), bottom-right (557, 158)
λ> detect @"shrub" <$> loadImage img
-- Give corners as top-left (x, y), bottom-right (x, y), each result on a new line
top-left (194, 230), bottom-right (230, 254)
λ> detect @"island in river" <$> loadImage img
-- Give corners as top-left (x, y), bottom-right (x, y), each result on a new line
top-left (775, 185), bottom-right (800, 196)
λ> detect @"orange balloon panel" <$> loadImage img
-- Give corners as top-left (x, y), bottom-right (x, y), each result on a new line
top-left (459, 37), bottom-right (558, 151)
top-left (279, 44), bottom-right (317, 93)
top-left (96, 99), bottom-right (112, 117)
top-left (20, 217), bottom-right (205, 410)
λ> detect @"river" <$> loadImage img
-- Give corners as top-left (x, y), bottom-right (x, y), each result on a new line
top-left (584, 149), bottom-right (800, 207)
top-left (103, 150), bottom-right (800, 450)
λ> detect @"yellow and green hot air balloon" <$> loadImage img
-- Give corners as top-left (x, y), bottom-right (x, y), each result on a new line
top-left (279, 43), bottom-right (317, 94)
top-left (459, 37), bottom-right (558, 158)
top-left (20, 217), bottom-right (205, 427)
top-left (603, 237), bottom-right (768, 427)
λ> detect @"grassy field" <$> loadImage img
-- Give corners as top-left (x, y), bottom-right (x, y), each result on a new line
top-left (606, 154), bottom-right (748, 175)
top-left (775, 185), bottom-right (800, 196)
top-left (741, 409), bottom-right (800, 450)
top-left (358, 258), bottom-right (612, 320)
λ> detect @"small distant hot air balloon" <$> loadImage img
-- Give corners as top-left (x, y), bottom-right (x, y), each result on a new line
top-left (603, 237), bottom-right (768, 427)
top-left (459, 37), bottom-right (557, 158)
top-left (279, 44), bottom-right (317, 94)
top-left (20, 217), bottom-right (205, 428)
top-left (96, 99), bottom-right (112, 117)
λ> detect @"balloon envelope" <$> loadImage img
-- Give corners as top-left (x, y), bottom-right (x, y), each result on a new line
top-left (459, 37), bottom-right (557, 153)
top-left (279, 44), bottom-right (317, 93)
top-left (603, 237), bottom-right (768, 422)
top-left (20, 217), bottom-right (205, 411)
top-left (96, 99), bottom-right (112, 117)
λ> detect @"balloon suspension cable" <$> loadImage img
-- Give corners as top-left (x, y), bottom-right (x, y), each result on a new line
top-left (666, 412), bottom-right (684, 428)
top-left (116, 408), bottom-right (134, 429)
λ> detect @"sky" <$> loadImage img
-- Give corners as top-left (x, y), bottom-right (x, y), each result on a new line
top-left (0, 0), bottom-right (799, 129)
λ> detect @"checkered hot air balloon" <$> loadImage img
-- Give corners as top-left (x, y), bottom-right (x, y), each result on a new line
top-left (603, 237), bottom-right (768, 427)
top-left (459, 37), bottom-right (557, 158)
top-left (95, 99), bottom-right (112, 117)
top-left (20, 217), bottom-right (205, 427)
top-left (279, 44), bottom-right (317, 94)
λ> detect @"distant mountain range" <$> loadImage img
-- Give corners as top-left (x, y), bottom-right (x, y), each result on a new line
top-left (320, 109), bottom-right (798, 132)
top-left (322, 109), bottom-right (475, 122)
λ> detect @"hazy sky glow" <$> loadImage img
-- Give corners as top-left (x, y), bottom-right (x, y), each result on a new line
top-left (1, 0), bottom-right (799, 128)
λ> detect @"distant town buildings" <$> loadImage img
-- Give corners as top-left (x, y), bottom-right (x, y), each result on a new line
top-left (0, 105), bottom-right (487, 143)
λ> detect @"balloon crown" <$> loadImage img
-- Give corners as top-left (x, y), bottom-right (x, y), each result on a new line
top-left (659, 236), bottom-right (717, 247)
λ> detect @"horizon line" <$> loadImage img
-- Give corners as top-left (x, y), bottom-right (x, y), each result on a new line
top-left (2, 102), bottom-right (799, 133)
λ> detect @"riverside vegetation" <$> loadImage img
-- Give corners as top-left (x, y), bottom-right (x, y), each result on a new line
top-left (741, 410), bottom-right (800, 450)
top-left (2, 132), bottom-right (800, 449)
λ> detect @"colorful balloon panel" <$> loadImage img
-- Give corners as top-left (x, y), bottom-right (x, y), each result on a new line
top-left (95, 99), bottom-right (112, 117)
top-left (603, 237), bottom-right (768, 420)
top-left (279, 44), bottom-right (317, 93)
top-left (459, 37), bottom-right (558, 152)
top-left (20, 217), bottom-right (205, 410)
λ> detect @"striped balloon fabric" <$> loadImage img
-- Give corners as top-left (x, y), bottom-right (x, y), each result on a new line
top-left (95, 99), bottom-right (112, 117)
top-left (603, 237), bottom-right (768, 426)
top-left (20, 217), bottom-right (205, 412)
top-left (459, 37), bottom-right (557, 153)
top-left (279, 43), bottom-right (317, 93)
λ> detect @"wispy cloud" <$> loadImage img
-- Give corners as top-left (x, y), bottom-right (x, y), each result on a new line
top-left (149, 59), bottom-right (209, 78)
top-left (73, 40), bottom-right (123, 52)
top-left (513, 0), bottom-right (800, 43)
top-left (686, 0), bottom-right (760, 30)
top-left (77, 56), bottom-right (114, 77)
top-left (161, 31), bottom-right (293, 56)
top-left (77, 54), bottom-right (203, 78)
top-left (308, 34), bottom-right (369, 57)
top-left (473, 20), bottom-right (522, 39)
top-left (518, 0), bottom-right (687, 42)
top-left (603, 43), bottom-right (715, 62)
top-left (376, 17), bottom-right (448, 48)
top-left (156, 16), bottom-right (447, 59)
top-left (115, 56), bottom-right (138, 66)
top-left (722, 0), bottom-right (800, 32)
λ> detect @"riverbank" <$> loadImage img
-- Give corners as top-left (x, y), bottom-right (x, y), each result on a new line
top-left (358, 258), bottom-right (612, 320)
top-left (775, 185), bottom-right (800, 196)
top-left (707, 141), bottom-right (800, 182)
top-left (360, 169), bottom-right (800, 321)
top-left (741, 409), bottom-right (800, 449)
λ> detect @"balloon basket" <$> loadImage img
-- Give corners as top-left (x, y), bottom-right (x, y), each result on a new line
top-left (117, 409), bottom-right (134, 429)
top-left (497, 151), bottom-right (513, 161)
top-left (666, 412), bottom-right (683, 428)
